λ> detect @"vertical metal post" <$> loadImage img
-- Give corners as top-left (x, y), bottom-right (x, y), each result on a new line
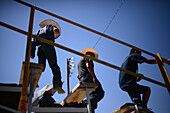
top-left (156, 53), bottom-right (170, 95)
top-left (86, 88), bottom-right (92, 113)
top-left (67, 59), bottom-right (70, 96)
top-left (28, 68), bottom-right (35, 113)
top-left (18, 6), bottom-right (35, 112)
top-left (134, 104), bottom-right (139, 113)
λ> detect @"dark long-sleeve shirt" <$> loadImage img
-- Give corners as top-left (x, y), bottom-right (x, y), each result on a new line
top-left (31, 24), bottom-right (57, 55)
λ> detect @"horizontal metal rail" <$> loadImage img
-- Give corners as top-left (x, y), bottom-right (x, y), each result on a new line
top-left (14, 0), bottom-right (169, 64)
top-left (0, 21), bottom-right (166, 88)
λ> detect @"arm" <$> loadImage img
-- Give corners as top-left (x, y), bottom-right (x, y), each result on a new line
top-left (86, 61), bottom-right (99, 84)
top-left (162, 59), bottom-right (170, 65)
top-left (144, 59), bottom-right (170, 65)
top-left (77, 74), bottom-right (80, 80)
top-left (136, 73), bottom-right (144, 82)
top-left (30, 30), bottom-right (40, 59)
top-left (30, 39), bottom-right (36, 59)
top-left (144, 59), bottom-right (157, 64)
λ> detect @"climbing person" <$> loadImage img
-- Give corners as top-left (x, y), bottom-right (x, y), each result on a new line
top-left (31, 19), bottom-right (65, 94)
top-left (119, 48), bottom-right (170, 110)
top-left (77, 48), bottom-right (105, 113)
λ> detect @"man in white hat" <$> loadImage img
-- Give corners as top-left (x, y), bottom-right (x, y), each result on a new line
top-left (77, 48), bottom-right (105, 113)
top-left (31, 19), bottom-right (65, 94)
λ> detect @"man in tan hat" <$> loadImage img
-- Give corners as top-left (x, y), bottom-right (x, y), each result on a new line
top-left (31, 19), bottom-right (65, 94)
top-left (77, 48), bottom-right (105, 113)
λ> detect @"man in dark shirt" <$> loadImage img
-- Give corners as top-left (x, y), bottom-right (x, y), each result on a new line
top-left (119, 48), bottom-right (158, 108)
top-left (31, 19), bottom-right (65, 94)
top-left (77, 48), bottom-right (105, 113)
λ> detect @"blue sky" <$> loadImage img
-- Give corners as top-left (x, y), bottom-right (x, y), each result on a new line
top-left (0, 0), bottom-right (170, 113)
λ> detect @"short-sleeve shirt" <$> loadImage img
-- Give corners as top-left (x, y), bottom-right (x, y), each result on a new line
top-left (119, 53), bottom-right (146, 89)
top-left (78, 57), bottom-right (94, 79)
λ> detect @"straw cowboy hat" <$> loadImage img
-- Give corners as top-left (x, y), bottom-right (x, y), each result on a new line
top-left (82, 48), bottom-right (98, 59)
top-left (39, 19), bottom-right (61, 39)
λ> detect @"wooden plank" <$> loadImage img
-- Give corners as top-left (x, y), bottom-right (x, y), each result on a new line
top-left (61, 82), bottom-right (98, 106)
top-left (19, 62), bottom-right (44, 93)
top-left (112, 103), bottom-right (137, 113)
top-left (112, 103), bottom-right (149, 113)
top-left (18, 62), bottom-right (44, 112)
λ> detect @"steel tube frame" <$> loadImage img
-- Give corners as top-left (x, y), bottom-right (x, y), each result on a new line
top-left (18, 5), bottom-right (35, 112)
top-left (0, 21), bottom-right (166, 88)
top-left (14, 0), bottom-right (169, 64)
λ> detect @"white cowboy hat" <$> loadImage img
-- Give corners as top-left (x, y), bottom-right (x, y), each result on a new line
top-left (32, 84), bottom-right (56, 106)
top-left (39, 19), bottom-right (61, 39)
top-left (82, 48), bottom-right (98, 59)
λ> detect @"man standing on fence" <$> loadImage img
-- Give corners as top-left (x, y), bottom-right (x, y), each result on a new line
top-left (31, 19), bottom-right (65, 94)
top-left (77, 48), bottom-right (105, 113)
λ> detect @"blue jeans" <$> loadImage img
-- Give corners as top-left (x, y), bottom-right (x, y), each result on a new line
top-left (80, 74), bottom-right (105, 113)
top-left (121, 83), bottom-right (150, 103)
top-left (37, 45), bottom-right (62, 88)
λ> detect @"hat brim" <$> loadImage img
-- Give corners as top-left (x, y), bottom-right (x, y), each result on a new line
top-left (82, 48), bottom-right (98, 59)
top-left (39, 19), bottom-right (61, 39)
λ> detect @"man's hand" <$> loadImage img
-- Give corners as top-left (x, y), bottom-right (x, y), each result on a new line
top-left (93, 77), bottom-right (99, 84)
top-left (30, 54), bottom-right (35, 59)
top-left (136, 73), bottom-right (144, 82)
top-left (167, 59), bottom-right (170, 65)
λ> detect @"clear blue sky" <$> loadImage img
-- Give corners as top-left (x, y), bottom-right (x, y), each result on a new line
top-left (0, 0), bottom-right (170, 113)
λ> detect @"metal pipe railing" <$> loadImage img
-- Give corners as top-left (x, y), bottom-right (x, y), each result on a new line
top-left (0, 21), bottom-right (166, 88)
top-left (14, 0), bottom-right (170, 64)
top-left (18, 5), bottom-right (35, 112)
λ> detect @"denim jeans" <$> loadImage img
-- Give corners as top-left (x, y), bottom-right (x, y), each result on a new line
top-left (37, 45), bottom-right (62, 88)
top-left (80, 74), bottom-right (105, 113)
top-left (121, 83), bottom-right (150, 103)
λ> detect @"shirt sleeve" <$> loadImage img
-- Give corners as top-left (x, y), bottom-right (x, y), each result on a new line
top-left (132, 54), bottom-right (146, 64)
top-left (31, 30), bottom-right (40, 55)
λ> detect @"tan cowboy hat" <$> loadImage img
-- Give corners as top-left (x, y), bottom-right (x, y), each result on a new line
top-left (82, 48), bottom-right (98, 59)
top-left (39, 19), bottom-right (61, 39)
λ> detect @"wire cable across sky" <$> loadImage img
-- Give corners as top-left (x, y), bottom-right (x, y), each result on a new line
top-left (93, 0), bottom-right (126, 49)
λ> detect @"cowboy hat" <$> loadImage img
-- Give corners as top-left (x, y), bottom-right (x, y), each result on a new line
top-left (32, 84), bottom-right (56, 106)
top-left (82, 48), bottom-right (98, 59)
top-left (39, 19), bottom-right (61, 39)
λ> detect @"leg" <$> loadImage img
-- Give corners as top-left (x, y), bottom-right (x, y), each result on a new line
top-left (37, 46), bottom-right (46, 71)
top-left (142, 87), bottom-right (151, 107)
top-left (124, 84), bottom-right (151, 107)
top-left (43, 46), bottom-right (62, 87)
top-left (86, 88), bottom-right (92, 113)
top-left (89, 84), bottom-right (105, 113)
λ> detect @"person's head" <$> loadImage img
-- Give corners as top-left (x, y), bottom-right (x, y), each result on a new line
top-left (86, 52), bottom-right (95, 58)
top-left (129, 48), bottom-right (141, 55)
top-left (44, 90), bottom-right (53, 96)
top-left (39, 19), bottom-right (61, 39)
top-left (53, 27), bottom-right (60, 38)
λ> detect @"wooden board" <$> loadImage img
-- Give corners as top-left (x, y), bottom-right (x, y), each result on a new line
top-left (18, 62), bottom-right (44, 112)
top-left (19, 62), bottom-right (44, 93)
top-left (61, 82), bottom-right (98, 106)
